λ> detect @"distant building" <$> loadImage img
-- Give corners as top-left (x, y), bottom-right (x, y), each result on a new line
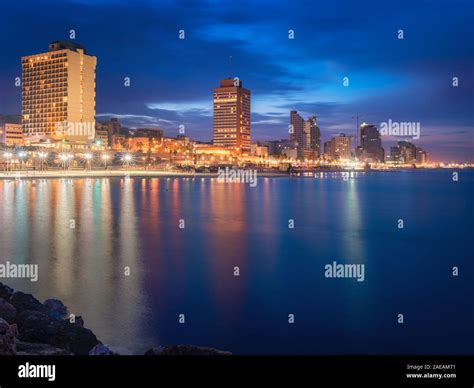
top-left (357, 123), bottom-right (384, 162)
top-left (0, 123), bottom-right (23, 146)
top-left (290, 111), bottom-right (305, 158)
top-left (304, 116), bottom-right (321, 159)
top-left (290, 112), bottom-right (321, 159)
top-left (389, 141), bottom-right (426, 164)
top-left (96, 118), bottom-right (122, 146)
top-left (213, 78), bottom-right (251, 153)
top-left (324, 133), bottom-right (351, 160)
top-left (260, 139), bottom-right (294, 156)
top-left (22, 41), bottom-right (97, 142)
top-left (95, 129), bottom-right (109, 148)
top-left (282, 148), bottom-right (298, 160)
top-left (415, 147), bottom-right (428, 164)
top-left (111, 134), bottom-right (126, 151)
top-left (134, 128), bottom-right (164, 139)
top-left (250, 143), bottom-right (268, 157)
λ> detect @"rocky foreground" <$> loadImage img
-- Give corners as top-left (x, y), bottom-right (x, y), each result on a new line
top-left (0, 282), bottom-right (231, 356)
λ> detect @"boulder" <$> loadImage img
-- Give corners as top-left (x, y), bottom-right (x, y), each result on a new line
top-left (0, 282), bottom-right (14, 300)
top-left (43, 299), bottom-right (68, 320)
top-left (0, 298), bottom-right (17, 323)
top-left (88, 343), bottom-right (118, 356)
top-left (145, 345), bottom-right (232, 356)
top-left (16, 310), bottom-right (49, 328)
top-left (18, 314), bottom-right (99, 355)
top-left (0, 318), bottom-right (17, 355)
top-left (10, 292), bottom-right (45, 314)
top-left (16, 341), bottom-right (71, 356)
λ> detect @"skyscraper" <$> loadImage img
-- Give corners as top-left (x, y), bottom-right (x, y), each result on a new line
top-left (357, 123), bottom-right (384, 162)
top-left (21, 41), bottom-right (97, 142)
top-left (304, 116), bottom-right (321, 159)
top-left (213, 78), bottom-right (251, 153)
top-left (290, 110), bottom-right (305, 158)
top-left (290, 111), bottom-right (321, 159)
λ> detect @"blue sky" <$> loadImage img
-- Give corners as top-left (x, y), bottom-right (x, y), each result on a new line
top-left (0, 0), bottom-right (472, 161)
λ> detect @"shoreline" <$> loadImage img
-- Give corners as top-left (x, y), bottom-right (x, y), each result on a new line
top-left (0, 282), bottom-right (231, 356)
top-left (0, 167), bottom-right (469, 180)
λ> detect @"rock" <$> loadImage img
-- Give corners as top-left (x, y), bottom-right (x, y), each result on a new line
top-left (16, 341), bottom-right (71, 356)
top-left (0, 318), bottom-right (17, 355)
top-left (10, 292), bottom-right (45, 314)
top-left (0, 282), bottom-right (14, 300)
top-left (17, 310), bottom-right (52, 336)
top-left (89, 343), bottom-right (118, 356)
top-left (43, 299), bottom-right (68, 320)
top-left (0, 298), bottom-right (17, 323)
top-left (145, 345), bottom-right (232, 356)
top-left (144, 346), bottom-right (165, 355)
top-left (16, 310), bottom-right (49, 328)
top-left (18, 314), bottom-right (99, 355)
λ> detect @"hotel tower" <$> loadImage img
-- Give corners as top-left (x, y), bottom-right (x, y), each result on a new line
top-left (213, 78), bottom-right (251, 153)
top-left (21, 41), bottom-right (97, 142)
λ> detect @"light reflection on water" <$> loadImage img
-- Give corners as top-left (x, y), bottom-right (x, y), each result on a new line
top-left (0, 171), bottom-right (472, 355)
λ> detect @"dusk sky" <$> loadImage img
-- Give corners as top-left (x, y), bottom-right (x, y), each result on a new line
top-left (0, 0), bottom-right (472, 162)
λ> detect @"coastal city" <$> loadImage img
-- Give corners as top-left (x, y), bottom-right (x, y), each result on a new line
top-left (0, 0), bottom-right (472, 384)
top-left (0, 40), bottom-right (471, 177)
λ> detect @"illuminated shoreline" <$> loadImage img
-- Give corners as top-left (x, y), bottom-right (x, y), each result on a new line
top-left (0, 166), bottom-right (471, 180)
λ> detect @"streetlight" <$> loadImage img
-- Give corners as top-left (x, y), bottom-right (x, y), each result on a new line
top-left (123, 153), bottom-right (132, 169)
top-left (101, 153), bottom-right (110, 170)
top-left (84, 152), bottom-right (93, 171)
top-left (3, 152), bottom-right (12, 172)
top-left (18, 151), bottom-right (27, 170)
top-left (38, 152), bottom-right (48, 171)
top-left (59, 153), bottom-right (69, 170)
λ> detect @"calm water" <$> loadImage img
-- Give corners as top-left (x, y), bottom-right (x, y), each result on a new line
top-left (0, 170), bottom-right (472, 355)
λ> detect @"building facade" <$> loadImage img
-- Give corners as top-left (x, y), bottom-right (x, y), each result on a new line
top-left (0, 123), bottom-right (24, 146)
top-left (21, 41), bottom-right (96, 142)
top-left (290, 111), bottom-right (321, 159)
top-left (324, 133), bottom-right (351, 160)
top-left (304, 116), bottom-right (321, 159)
top-left (213, 78), bottom-right (251, 153)
top-left (290, 110), bottom-right (305, 158)
top-left (389, 141), bottom-right (427, 164)
top-left (357, 123), bottom-right (385, 162)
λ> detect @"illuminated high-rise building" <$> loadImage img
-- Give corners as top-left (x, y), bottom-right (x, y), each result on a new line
top-left (213, 78), bottom-right (251, 153)
top-left (356, 123), bottom-right (384, 162)
top-left (291, 111), bottom-right (321, 159)
top-left (304, 116), bottom-right (321, 159)
top-left (324, 133), bottom-right (351, 160)
top-left (21, 41), bottom-right (97, 142)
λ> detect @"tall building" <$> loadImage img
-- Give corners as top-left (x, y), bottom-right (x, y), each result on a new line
top-left (213, 78), bottom-right (251, 153)
top-left (290, 110), bottom-right (305, 158)
top-left (324, 133), bottom-right (351, 160)
top-left (21, 41), bottom-right (97, 142)
top-left (304, 116), bottom-right (321, 159)
top-left (415, 147), bottom-right (428, 164)
top-left (357, 123), bottom-right (384, 162)
top-left (290, 111), bottom-right (321, 159)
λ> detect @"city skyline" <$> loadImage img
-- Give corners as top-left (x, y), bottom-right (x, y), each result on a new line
top-left (0, 0), bottom-right (472, 162)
